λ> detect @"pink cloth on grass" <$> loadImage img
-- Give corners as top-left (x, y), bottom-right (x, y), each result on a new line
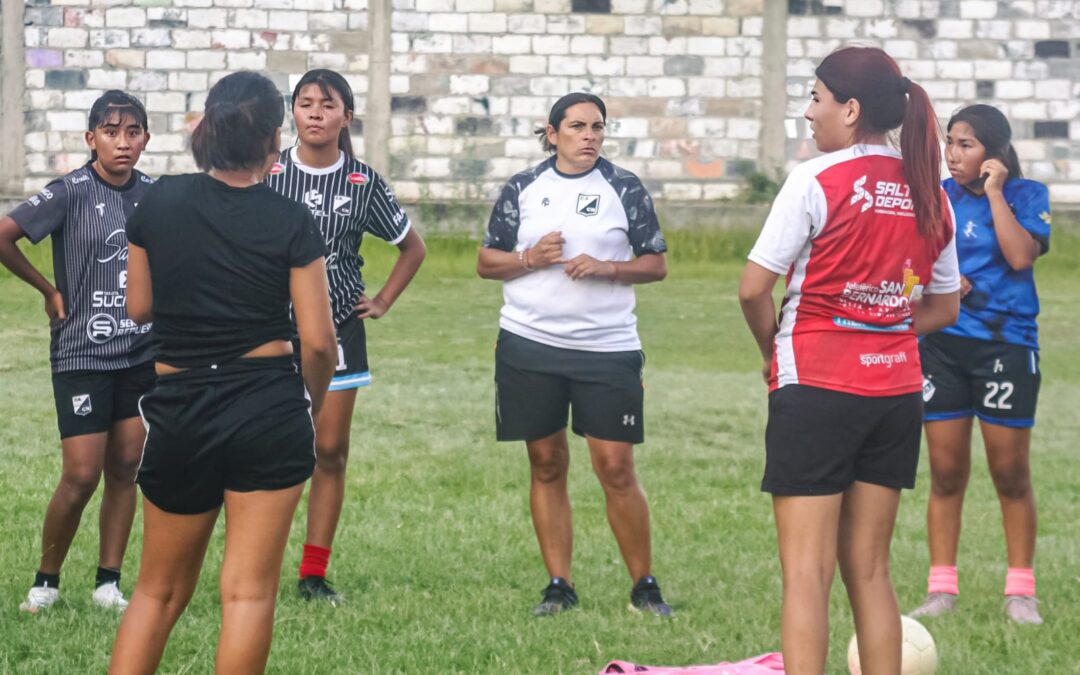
top-left (600, 652), bottom-right (784, 674)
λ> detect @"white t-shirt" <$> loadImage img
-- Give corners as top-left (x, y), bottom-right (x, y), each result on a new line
top-left (483, 156), bottom-right (667, 352)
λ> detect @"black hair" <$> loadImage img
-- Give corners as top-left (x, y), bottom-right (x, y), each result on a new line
top-left (292, 69), bottom-right (356, 160)
top-left (191, 71), bottom-right (285, 172)
top-left (87, 90), bottom-right (148, 162)
top-left (947, 104), bottom-right (1023, 180)
top-left (534, 92), bottom-right (607, 153)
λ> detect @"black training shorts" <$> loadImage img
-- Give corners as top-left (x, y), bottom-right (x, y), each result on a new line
top-left (920, 332), bottom-right (1040, 429)
top-left (494, 329), bottom-right (645, 444)
top-left (137, 356), bottom-right (315, 514)
top-left (51, 362), bottom-right (156, 439)
top-left (762, 383), bottom-right (923, 496)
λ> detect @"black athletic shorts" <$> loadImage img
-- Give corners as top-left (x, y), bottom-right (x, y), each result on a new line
top-left (294, 312), bottom-right (370, 392)
top-left (494, 329), bottom-right (645, 444)
top-left (920, 332), bottom-right (1040, 429)
top-left (137, 356), bottom-right (315, 515)
top-left (762, 384), bottom-right (923, 495)
top-left (51, 362), bottom-right (156, 439)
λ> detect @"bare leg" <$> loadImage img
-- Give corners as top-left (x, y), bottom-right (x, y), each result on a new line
top-left (586, 436), bottom-right (651, 582)
top-left (773, 493), bottom-right (843, 675)
top-left (304, 389), bottom-right (357, 550)
top-left (39, 433), bottom-right (109, 573)
top-left (924, 418), bottom-right (973, 567)
top-left (109, 499), bottom-right (219, 675)
top-left (216, 484), bottom-right (304, 675)
top-left (981, 422), bottom-right (1036, 569)
top-left (98, 417), bottom-right (146, 570)
top-left (838, 481), bottom-right (902, 675)
top-left (526, 430), bottom-right (572, 581)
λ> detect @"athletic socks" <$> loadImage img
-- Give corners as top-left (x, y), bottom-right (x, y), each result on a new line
top-left (927, 565), bottom-right (959, 596)
top-left (95, 566), bottom-right (121, 588)
top-left (299, 544), bottom-right (332, 579)
top-left (33, 571), bottom-right (60, 589)
top-left (926, 565), bottom-right (1037, 597)
top-left (1005, 567), bottom-right (1036, 597)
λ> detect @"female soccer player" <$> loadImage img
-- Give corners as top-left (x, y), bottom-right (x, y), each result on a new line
top-left (108, 72), bottom-right (336, 674)
top-left (266, 69), bottom-right (426, 604)
top-left (477, 92), bottom-right (671, 617)
top-left (909, 105), bottom-right (1050, 625)
top-left (739, 47), bottom-right (960, 674)
top-left (0, 91), bottom-right (154, 613)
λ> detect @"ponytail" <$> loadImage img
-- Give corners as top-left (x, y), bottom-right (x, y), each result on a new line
top-left (192, 73), bottom-right (284, 172)
top-left (816, 46), bottom-right (944, 241)
top-left (899, 81), bottom-right (944, 239)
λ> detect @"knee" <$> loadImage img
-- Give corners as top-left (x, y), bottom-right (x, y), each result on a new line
top-left (530, 453), bottom-right (568, 485)
top-left (105, 456), bottom-right (141, 484)
top-left (594, 458), bottom-right (638, 492)
top-left (930, 466), bottom-right (967, 497)
top-left (220, 577), bottom-right (276, 605)
top-left (59, 468), bottom-right (101, 504)
top-left (991, 465), bottom-right (1032, 500)
top-left (314, 440), bottom-right (349, 475)
top-left (839, 558), bottom-right (891, 589)
top-left (781, 561), bottom-right (836, 595)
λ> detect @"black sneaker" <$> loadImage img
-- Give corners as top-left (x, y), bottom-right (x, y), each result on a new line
top-left (298, 576), bottom-right (343, 607)
top-left (629, 575), bottom-right (673, 617)
top-left (532, 577), bottom-right (579, 617)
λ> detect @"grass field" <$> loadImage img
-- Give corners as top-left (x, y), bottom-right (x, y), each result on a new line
top-left (1, 229), bottom-right (1078, 674)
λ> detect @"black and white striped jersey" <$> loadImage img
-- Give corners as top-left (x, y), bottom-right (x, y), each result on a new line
top-left (265, 147), bottom-right (411, 326)
top-left (7, 163), bottom-right (154, 373)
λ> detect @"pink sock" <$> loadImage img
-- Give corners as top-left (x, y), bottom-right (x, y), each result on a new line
top-left (1005, 567), bottom-right (1036, 597)
top-left (927, 565), bottom-right (959, 595)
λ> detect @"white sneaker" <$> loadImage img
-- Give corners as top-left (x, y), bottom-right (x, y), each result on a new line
top-left (1004, 595), bottom-right (1043, 625)
top-left (91, 581), bottom-right (128, 610)
top-left (19, 585), bottom-right (60, 613)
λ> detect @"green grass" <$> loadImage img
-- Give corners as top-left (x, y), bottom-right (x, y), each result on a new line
top-left (1, 230), bottom-right (1078, 674)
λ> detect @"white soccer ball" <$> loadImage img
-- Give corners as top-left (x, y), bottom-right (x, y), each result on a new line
top-left (847, 615), bottom-right (938, 675)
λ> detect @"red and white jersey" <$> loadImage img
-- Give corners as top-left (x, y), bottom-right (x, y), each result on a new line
top-left (749, 145), bottom-right (960, 396)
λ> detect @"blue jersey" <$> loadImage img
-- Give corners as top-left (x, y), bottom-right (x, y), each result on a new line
top-left (942, 177), bottom-right (1050, 349)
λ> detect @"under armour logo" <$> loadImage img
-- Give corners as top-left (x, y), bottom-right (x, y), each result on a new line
top-left (850, 175), bottom-right (873, 213)
top-left (622, 414), bottom-right (635, 426)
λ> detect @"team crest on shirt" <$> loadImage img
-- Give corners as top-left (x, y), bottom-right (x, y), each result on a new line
top-left (332, 195), bottom-right (352, 216)
top-left (347, 172), bottom-right (367, 185)
top-left (576, 194), bottom-right (600, 217)
top-left (269, 163), bottom-right (285, 175)
top-left (72, 394), bottom-right (92, 416)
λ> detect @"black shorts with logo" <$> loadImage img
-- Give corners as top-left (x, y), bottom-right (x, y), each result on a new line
top-left (920, 332), bottom-right (1040, 429)
top-left (137, 356), bottom-right (315, 515)
top-left (762, 384), bottom-right (923, 496)
top-left (294, 312), bottom-right (370, 392)
top-left (51, 362), bottom-right (156, 439)
top-left (494, 329), bottom-right (645, 444)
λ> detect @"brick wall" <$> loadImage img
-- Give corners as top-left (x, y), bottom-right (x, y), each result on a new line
top-left (13, 0), bottom-right (1080, 205)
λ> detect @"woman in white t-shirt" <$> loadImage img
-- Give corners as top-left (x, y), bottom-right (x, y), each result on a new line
top-left (477, 92), bottom-right (670, 617)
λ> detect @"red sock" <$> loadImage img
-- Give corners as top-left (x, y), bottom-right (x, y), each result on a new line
top-left (299, 544), bottom-right (331, 579)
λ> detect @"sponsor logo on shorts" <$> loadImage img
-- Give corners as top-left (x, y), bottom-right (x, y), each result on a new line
top-left (347, 172), bottom-right (367, 185)
top-left (576, 194), bottom-right (600, 217)
top-left (993, 358), bottom-right (1004, 374)
top-left (859, 351), bottom-right (908, 368)
top-left (72, 394), bottom-right (92, 416)
top-left (269, 162), bottom-right (285, 175)
top-left (622, 414), bottom-right (636, 427)
top-left (922, 377), bottom-right (936, 402)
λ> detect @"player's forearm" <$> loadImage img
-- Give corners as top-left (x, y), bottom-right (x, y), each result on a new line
top-left (476, 247), bottom-right (531, 281)
top-left (611, 252), bottom-right (666, 284)
top-left (987, 192), bottom-right (1039, 271)
top-left (912, 291), bottom-right (960, 336)
top-left (740, 294), bottom-right (778, 360)
top-left (374, 229), bottom-right (426, 310)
